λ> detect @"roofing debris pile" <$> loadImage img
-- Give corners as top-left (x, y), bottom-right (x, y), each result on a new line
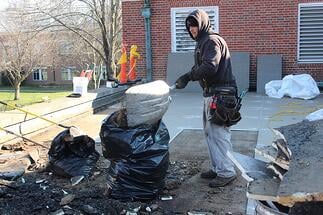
top-left (230, 119), bottom-right (323, 214)
top-left (0, 80), bottom-right (177, 214)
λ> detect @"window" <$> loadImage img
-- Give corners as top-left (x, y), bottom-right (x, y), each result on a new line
top-left (61, 67), bottom-right (78, 81)
top-left (171, 6), bottom-right (219, 53)
top-left (298, 3), bottom-right (323, 63)
top-left (33, 68), bottom-right (48, 81)
top-left (97, 65), bottom-right (106, 80)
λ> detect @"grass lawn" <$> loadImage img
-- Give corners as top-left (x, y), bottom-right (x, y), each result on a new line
top-left (0, 86), bottom-right (72, 111)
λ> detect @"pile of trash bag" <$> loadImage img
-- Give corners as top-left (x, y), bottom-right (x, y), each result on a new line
top-left (48, 129), bottom-right (100, 178)
top-left (100, 111), bottom-right (170, 201)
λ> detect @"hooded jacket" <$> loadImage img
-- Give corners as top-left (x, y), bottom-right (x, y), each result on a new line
top-left (186, 9), bottom-right (237, 94)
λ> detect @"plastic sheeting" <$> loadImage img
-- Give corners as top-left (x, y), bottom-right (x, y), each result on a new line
top-left (265, 74), bottom-right (320, 100)
top-left (100, 112), bottom-right (170, 201)
top-left (48, 130), bottom-right (100, 178)
top-left (125, 80), bottom-right (171, 127)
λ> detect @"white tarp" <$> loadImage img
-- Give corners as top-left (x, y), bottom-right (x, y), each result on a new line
top-left (265, 74), bottom-right (320, 100)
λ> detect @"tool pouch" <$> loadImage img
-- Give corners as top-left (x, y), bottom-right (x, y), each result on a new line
top-left (208, 87), bottom-right (241, 127)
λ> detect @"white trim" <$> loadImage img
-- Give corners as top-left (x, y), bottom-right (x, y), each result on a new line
top-left (61, 66), bottom-right (77, 81)
top-left (299, 2), bottom-right (323, 7)
top-left (297, 4), bottom-right (301, 63)
top-left (171, 6), bottom-right (219, 53)
top-left (171, 8), bottom-right (176, 54)
top-left (297, 3), bottom-right (323, 64)
top-left (32, 68), bottom-right (47, 81)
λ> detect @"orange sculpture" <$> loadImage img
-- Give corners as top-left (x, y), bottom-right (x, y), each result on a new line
top-left (117, 45), bottom-right (128, 84)
top-left (128, 45), bottom-right (140, 81)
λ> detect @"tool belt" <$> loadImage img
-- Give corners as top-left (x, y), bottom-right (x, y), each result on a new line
top-left (207, 87), bottom-right (242, 127)
top-left (203, 80), bottom-right (237, 97)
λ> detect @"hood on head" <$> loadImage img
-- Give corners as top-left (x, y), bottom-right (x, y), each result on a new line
top-left (185, 9), bottom-right (211, 40)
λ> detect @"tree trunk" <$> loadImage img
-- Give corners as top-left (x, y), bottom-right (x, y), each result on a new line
top-left (93, 64), bottom-right (98, 89)
top-left (14, 82), bottom-right (21, 100)
top-left (104, 58), bottom-right (111, 80)
top-left (107, 50), bottom-right (114, 78)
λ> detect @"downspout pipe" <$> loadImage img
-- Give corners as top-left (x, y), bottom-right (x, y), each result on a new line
top-left (141, 0), bottom-right (153, 81)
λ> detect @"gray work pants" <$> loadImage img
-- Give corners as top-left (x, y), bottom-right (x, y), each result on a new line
top-left (203, 97), bottom-right (236, 178)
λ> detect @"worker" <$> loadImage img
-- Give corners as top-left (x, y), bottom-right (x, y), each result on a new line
top-left (175, 9), bottom-right (240, 187)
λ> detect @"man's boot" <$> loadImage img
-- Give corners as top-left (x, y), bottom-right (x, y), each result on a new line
top-left (209, 175), bottom-right (236, 187)
top-left (200, 170), bottom-right (217, 179)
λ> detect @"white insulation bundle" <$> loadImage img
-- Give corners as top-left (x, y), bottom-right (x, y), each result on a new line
top-left (125, 80), bottom-right (171, 127)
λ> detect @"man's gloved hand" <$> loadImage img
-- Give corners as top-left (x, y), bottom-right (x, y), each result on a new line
top-left (175, 73), bottom-right (190, 89)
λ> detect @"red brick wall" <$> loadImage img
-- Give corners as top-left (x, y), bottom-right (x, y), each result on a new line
top-left (122, 0), bottom-right (323, 88)
top-left (121, 1), bottom-right (147, 79)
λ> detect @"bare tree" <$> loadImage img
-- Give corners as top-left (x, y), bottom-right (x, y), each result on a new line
top-left (0, 3), bottom-right (57, 100)
top-left (34, 0), bottom-right (122, 85)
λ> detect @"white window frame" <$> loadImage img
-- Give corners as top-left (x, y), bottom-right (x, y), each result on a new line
top-left (171, 6), bottom-right (219, 53)
top-left (61, 67), bottom-right (77, 81)
top-left (98, 65), bottom-right (107, 80)
top-left (33, 68), bottom-right (47, 81)
top-left (298, 3), bottom-right (323, 64)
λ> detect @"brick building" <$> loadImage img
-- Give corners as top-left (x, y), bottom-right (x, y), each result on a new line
top-left (23, 36), bottom-right (88, 86)
top-left (0, 30), bottom-right (96, 86)
top-left (121, 0), bottom-right (323, 90)
top-left (0, 1), bottom-right (100, 87)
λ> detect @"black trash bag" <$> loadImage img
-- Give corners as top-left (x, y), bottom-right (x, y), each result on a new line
top-left (100, 111), bottom-right (170, 201)
top-left (48, 129), bottom-right (100, 178)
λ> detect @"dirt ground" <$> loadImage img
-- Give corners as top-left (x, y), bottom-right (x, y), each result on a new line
top-left (0, 104), bottom-right (253, 215)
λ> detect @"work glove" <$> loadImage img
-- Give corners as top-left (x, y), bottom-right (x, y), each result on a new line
top-left (175, 73), bottom-right (190, 89)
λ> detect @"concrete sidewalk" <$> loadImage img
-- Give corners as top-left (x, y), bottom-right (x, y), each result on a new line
top-left (164, 91), bottom-right (323, 145)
